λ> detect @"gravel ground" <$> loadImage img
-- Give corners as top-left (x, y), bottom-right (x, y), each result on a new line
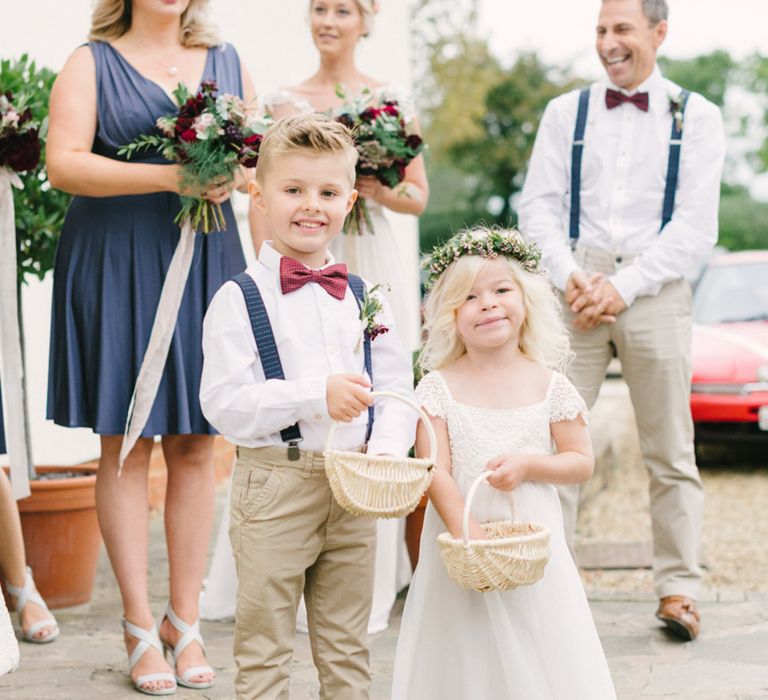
top-left (576, 383), bottom-right (768, 596)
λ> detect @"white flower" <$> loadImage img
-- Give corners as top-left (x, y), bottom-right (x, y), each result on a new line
top-left (215, 94), bottom-right (246, 123)
top-left (2, 109), bottom-right (20, 128)
top-left (193, 112), bottom-right (223, 140)
top-left (156, 116), bottom-right (176, 137)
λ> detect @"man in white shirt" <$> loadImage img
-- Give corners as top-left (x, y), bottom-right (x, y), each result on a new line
top-left (519, 0), bottom-right (725, 641)
top-left (200, 115), bottom-right (416, 698)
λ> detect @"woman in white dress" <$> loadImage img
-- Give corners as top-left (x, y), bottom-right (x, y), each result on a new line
top-left (201, 0), bottom-right (428, 633)
top-left (392, 228), bottom-right (616, 699)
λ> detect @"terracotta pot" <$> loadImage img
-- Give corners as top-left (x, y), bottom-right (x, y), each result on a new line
top-left (6, 465), bottom-right (101, 610)
top-left (405, 493), bottom-right (429, 571)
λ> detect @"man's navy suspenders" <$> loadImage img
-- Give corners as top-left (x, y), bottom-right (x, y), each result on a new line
top-left (569, 86), bottom-right (690, 247)
top-left (232, 272), bottom-right (374, 461)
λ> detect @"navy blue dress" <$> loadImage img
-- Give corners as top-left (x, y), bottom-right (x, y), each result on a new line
top-left (47, 41), bottom-right (246, 436)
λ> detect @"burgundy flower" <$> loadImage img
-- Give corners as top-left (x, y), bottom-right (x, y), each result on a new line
top-left (368, 324), bottom-right (390, 341)
top-left (336, 113), bottom-right (355, 131)
top-left (243, 134), bottom-right (262, 146)
top-left (406, 134), bottom-right (423, 150)
top-left (2, 128), bottom-right (41, 172)
top-left (179, 129), bottom-right (197, 143)
top-left (382, 104), bottom-right (399, 117)
top-left (359, 107), bottom-right (381, 122)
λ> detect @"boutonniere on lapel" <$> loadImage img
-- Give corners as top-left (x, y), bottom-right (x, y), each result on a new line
top-left (356, 283), bottom-right (390, 351)
top-left (668, 90), bottom-right (688, 133)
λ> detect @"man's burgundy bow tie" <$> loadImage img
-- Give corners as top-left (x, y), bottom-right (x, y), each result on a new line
top-left (605, 88), bottom-right (649, 112)
top-left (279, 256), bottom-right (349, 300)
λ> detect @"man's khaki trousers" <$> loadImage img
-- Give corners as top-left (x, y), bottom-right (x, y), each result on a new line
top-left (559, 245), bottom-right (704, 599)
top-left (229, 446), bottom-right (376, 700)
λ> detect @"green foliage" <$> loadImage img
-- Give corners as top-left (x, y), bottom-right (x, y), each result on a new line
top-left (419, 207), bottom-right (490, 253)
top-left (718, 194), bottom-right (768, 251)
top-left (0, 54), bottom-right (70, 284)
top-left (447, 53), bottom-right (580, 221)
top-left (658, 50), bottom-right (735, 107)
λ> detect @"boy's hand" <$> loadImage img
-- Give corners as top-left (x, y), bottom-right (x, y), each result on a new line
top-left (485, 453), bottom-right (530, 491)
top-left (326, 374), bottom-right (373, 422)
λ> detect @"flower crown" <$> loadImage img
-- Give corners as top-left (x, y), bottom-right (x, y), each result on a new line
top-left (422, 227), bottom-right (543, 290)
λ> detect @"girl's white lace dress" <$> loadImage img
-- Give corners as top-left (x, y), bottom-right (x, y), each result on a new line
top-left (391, 370), bottom-right (616, 700)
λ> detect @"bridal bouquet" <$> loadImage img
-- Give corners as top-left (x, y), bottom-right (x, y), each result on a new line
top-left (335, 88), bottom-right (424, 236)
top-left (118, 80), bottom-right (269, 233)
top-left (0, 91), bottom-right (41, 174)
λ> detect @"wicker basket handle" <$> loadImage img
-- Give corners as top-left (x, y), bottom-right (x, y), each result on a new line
top-left (462, 472), bottom-right (492, 546)
top-left (324, 390), bottom-right (438, 464)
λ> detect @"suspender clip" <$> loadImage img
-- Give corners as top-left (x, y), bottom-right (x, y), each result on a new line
top-left (287, 441), bottom-right (302, 462)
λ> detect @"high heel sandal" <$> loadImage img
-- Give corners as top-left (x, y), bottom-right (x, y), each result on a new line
top-left (5, 566), bottom-right (59, 644)
top-left (122, 617), bottom-right (177, 696)
top-left (160, 605), bottom-right (215, 689)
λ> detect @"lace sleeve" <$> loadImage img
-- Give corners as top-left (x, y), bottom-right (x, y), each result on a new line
top-left (548, 372), bottom-right (589, 426)
top-left (415, 372), bottom-right (448, 421)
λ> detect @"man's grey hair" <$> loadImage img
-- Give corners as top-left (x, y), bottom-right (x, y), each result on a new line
top-left (602, 0), bottom-right (669, 25)
top-left (642, 0), bottom-right (668, 25)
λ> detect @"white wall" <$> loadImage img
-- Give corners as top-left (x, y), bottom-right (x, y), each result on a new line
top-left (0, 1), bottom-right (414, 466)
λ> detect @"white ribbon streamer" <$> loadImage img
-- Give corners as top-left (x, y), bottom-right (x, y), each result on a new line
top-left (119, 218), bottom-right (196, 470)
top-left (0, 168), bottom-right (31, 499)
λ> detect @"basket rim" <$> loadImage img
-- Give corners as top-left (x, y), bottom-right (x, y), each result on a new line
top-left (437, 520), bottom-right (551, 547)
top-left (323, 449), bottom-right (434, 468)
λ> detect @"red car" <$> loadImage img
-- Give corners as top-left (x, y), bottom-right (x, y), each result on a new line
top-left (691, 250), bottom-right (768, 445)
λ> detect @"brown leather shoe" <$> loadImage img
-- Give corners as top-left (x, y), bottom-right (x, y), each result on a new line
top-left (656, 596), bottom-right (701, 641)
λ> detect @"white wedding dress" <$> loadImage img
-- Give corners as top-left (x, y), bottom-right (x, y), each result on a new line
top-left (392, 371), bottom-right (616, 700)
top-left (200, 86), bottom-right (422, 632)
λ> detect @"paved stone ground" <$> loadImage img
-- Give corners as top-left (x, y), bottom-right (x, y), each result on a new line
top-left (2, 379), bottom-right (767, 699)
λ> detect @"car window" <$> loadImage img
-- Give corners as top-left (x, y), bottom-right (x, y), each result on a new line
top-left (693, 262), bottom-right (768, 324)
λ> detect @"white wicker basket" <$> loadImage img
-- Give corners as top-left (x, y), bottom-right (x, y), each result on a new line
top-left (324, 391), bottom-right (436, 518)
top-left (437, 471), bottom-right (551, 592)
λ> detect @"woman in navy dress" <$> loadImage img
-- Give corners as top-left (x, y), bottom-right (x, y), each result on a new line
top-left (46, 0), bottom-right (254, 693)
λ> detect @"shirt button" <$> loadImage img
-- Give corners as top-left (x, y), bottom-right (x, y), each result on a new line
top-left (615, 256), bottom-right (623, 264)
top-left (315, 414), bottom-right (323, 421)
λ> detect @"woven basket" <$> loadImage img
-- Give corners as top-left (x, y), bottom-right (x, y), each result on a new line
top-left (324, 391), bottom-right (436, 518)
top-left (437, 471), bottom-right (551, 592)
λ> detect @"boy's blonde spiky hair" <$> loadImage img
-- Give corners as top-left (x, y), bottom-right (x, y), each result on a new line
top-left (255, 114), bottom-right (358, 185)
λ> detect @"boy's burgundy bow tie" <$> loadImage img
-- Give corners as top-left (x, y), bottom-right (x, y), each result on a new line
top-left (605, 88), bottom-right (649, 112)
top-left (279, 256), bottom-right (349, 300)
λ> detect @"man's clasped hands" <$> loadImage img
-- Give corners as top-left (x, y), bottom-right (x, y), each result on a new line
top-left (566, 271), bottom-right (628, 330)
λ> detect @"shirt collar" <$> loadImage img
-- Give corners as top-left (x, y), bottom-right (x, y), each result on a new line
top-left (257, 241), bottom-right (337, 275)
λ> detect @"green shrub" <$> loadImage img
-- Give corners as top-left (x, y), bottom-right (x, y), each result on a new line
top-left (718, 194), bottom-right (768, 251)
top-left (1, 54), bottom-right (70, 283)
top-left (419, 207), bottom-right (493, 252)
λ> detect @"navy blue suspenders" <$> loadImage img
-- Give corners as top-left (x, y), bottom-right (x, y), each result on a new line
top-left (569, 86), bottom-right (690, 246)
top-left (569, 88), bottom-right (591, 248)
top-left (232, 271), bottom-right (374, 460)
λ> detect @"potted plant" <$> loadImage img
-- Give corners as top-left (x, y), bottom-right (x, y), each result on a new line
top-left (1, 55), bottom-right (101, 609)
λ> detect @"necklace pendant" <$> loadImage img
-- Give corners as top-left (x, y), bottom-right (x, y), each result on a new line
top-left (167, 66), bottom-right (178, 77)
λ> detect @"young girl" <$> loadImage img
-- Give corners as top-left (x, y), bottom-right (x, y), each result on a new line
top-left (391, 228), bottom-right (616, 699)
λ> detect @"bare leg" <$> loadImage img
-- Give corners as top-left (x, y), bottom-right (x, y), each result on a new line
top-left (158, 434), bottom-right (216, 685)
top-left (98, 435), bottom-right (174, 693)
top-left (0, 469), bottom-right (57, 640)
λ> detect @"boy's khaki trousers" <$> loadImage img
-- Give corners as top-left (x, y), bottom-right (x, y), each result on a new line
top-left (230, 446), bottom-right (376, 700)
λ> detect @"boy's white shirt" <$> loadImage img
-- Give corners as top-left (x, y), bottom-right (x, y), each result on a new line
top-left (200, 241), bottom-right (417, 455)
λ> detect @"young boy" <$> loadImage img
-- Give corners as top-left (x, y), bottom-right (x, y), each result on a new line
top-left (200, 114), bottom-right (416, 700)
